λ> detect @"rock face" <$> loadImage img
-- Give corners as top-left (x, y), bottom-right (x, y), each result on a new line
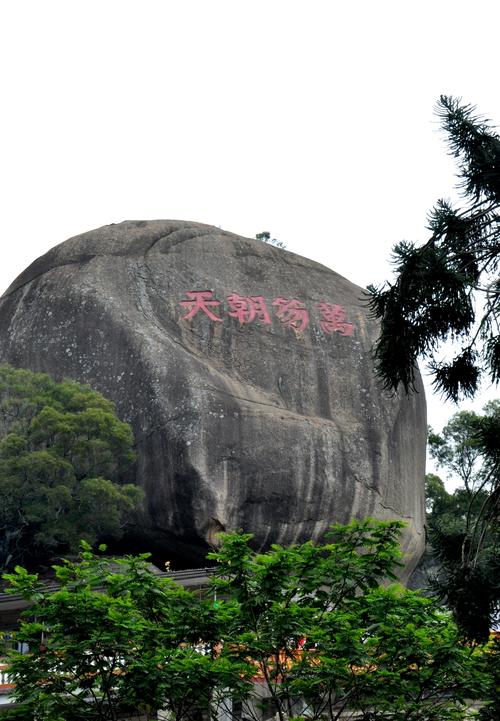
top-left (0, 220), bottom-right (426, 572)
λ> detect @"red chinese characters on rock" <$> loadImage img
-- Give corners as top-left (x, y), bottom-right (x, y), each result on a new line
top-left (271, 298), bottom-right (309, 333)
top-left (317, 303), bottom-right (354, 337)
top-left (226, 294), bottom-right (271, 324)
top-left (179, 291), bottom-right (223, 322)
top-left (179, 291), bottom-right (354, 338)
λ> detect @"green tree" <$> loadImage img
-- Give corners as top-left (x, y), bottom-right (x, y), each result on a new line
top-left (425, 472), bottom-right (452, 517)
top-left (368, 96), bottom-right (500, 402)
top-left (3, 524), bottom-right (492, 721)
top-left (426, 405), bottom-right (500, 642)
top-left (0, 365), bottom-right (142, 571)
top-left (210, 520), bottom-right (488, 721)
top-left (478, 633), bottom-right (500, 721)
top-left (367, 96), bottom-right (500, 641)
top-left (3, 544), bottom-right (250, 721)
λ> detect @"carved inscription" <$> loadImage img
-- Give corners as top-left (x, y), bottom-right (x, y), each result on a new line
top-left (180, 290), bottom-right (354, 337)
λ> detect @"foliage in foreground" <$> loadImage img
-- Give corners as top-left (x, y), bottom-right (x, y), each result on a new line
top-left (2, 521), bottom-right (492, 721)
top-left (368, 96), bottom-right (500, 402)
top-left (0, 364), bottom-right (142, 571)
top-left (3, 542), bottom-right (250, 721)
top-left (211, 520), bottom-right (488, 721)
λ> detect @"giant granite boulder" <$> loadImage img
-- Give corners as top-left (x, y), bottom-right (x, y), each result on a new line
top-left (0, 220), bottom-right (426, 571)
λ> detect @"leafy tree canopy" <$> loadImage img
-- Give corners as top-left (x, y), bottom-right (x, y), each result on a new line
top-left (210, 520), bottom-right (489, 721)
top-left (425, 472), bottom-right (452, 516)
top-left (0, 365), bottom-right (142, 571)
top-left (426, 403), bottom-right (500, 642)
top-left (368, 96), bottom-right (500, 402)
top-left (2, 523), bottom-right (492, 721)
top-left (3, 543), bottom-right (248, 721)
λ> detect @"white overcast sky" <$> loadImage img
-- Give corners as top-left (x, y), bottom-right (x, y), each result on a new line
top-left (1, 0), bottom-right (500, 484)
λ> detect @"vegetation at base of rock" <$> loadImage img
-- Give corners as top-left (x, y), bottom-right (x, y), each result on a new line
top-left (368, 96), bottom-right (500, 402)
top-left (3, 541), bottom-right (250, 721)
top-left (426, 403), bottom-right (500, 643)
top-left (2, 521), bottom-right (491, 721)
top-left (210, 520), bottom-right (488, 721)
top-left (0, 365), bottom-right (142, 572)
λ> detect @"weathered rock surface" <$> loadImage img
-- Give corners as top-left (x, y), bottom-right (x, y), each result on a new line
top-left (0, 220), bottom-right (426, 572)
